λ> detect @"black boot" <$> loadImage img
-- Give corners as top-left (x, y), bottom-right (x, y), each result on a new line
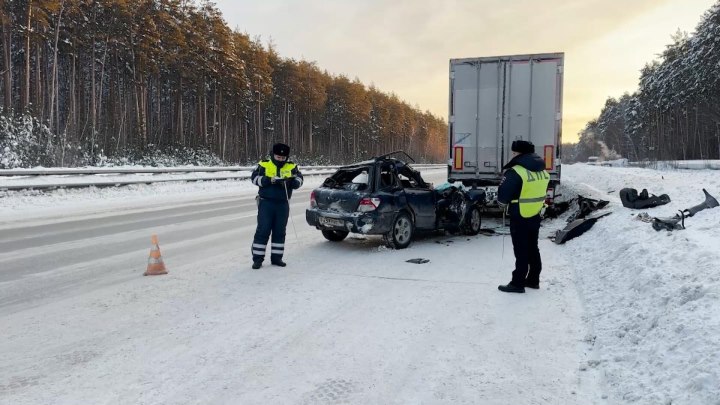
top-left (271, 259), bottom-right (286, 267)
top-left (525, 281), bottom-right (540, 289)
top-left (252, 261), bottom-right (262, 270)
top-left (498, 283), bottom-right (525, 293)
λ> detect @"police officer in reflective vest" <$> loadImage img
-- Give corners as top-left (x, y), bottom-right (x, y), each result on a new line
top-left (250, 143), bottom-right (304, 269)
top-left (497, 140), bottom-right (550, 293)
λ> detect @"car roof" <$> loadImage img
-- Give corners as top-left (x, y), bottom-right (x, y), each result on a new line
top-left (337, 156), bottom-right (407, 170)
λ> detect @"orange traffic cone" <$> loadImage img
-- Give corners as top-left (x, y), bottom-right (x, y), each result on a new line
top-left (144, 234), bottom-right (168, 276)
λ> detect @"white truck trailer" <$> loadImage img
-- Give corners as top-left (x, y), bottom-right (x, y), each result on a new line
top-left (448, 52), bottom-right (564, 204)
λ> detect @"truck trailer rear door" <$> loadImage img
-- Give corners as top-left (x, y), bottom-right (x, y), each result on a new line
top-left (449, 53), bottom-right (564, 186)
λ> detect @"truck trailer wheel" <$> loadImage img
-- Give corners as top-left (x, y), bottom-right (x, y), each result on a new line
top-left (462, 205), bottom-right (482, 235)
top-left (384, 212), bottom-right (414, 249)
top-left (322, 230), bottom-right (349, 242)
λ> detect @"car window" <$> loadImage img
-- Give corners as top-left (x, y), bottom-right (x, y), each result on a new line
top-left (398, 174), bottom-right (415, 188)
top-left (379, 166), bottom-right (400, 191)
top-left (397, 165), bottom-right (429, 189)
top-left (323, 167), bottom-right (370, 191)
top-left (351, 172), bottom-right (369, 185)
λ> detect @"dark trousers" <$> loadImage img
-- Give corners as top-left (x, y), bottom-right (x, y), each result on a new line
top-left (251, 198), bottom-right (289, 263)
top-left (510, 215), bottom-right (542, 286)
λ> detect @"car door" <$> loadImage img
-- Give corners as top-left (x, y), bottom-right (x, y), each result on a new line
top-left (377, 164), bottom-right (404, 210)
top-left (400, 177), bottom-right (436, 230)
top-left (377, 162), bottom-right (435, 230)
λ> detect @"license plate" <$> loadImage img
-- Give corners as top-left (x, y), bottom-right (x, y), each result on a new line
top-left (319, 216), bottom-right (345, 227)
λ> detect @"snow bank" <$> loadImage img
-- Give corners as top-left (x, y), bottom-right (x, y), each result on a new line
top-left (551, 164), bottom-right (720, 405)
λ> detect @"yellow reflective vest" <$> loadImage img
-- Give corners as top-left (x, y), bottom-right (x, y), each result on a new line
top-left (510, 165), bottom-right (550, 218)
top-left (259, 160), bottom-right (297, 178)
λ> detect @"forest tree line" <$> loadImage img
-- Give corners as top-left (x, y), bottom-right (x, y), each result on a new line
top-left (0, 0), bottom-right (447, 168)
top-left (568, 1), bottom-right (720, 163)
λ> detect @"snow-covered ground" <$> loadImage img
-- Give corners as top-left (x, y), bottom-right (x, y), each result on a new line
top-left (0, 164), bottom-right (718, 404)
top-left (558, 164), bottom-right (720, 405)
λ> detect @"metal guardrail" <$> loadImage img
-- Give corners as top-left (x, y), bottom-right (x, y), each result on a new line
top-left (0, 172), bottom-right (336, 191)
top-left (0, 164), bottom-right (447, 192)
top-left (0, 164), bottom-right (445, 177)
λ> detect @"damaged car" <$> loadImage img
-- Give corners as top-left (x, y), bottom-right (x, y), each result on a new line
top-left (305, 152), bottom-right (486, 249)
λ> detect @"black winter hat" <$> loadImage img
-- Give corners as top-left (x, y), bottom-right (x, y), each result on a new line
top-left (511, 140), bottom-right (535, 154)
top-left (272, 143), bottom-right (290, 157)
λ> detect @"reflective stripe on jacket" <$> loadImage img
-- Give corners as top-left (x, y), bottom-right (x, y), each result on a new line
top-left (510, 166), bottom-right (550, 218)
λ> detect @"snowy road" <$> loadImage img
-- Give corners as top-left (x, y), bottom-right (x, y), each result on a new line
top-left (0, 193), bottom-right (311, 315)
top-left (0, 169), bottom-right (601, 404)
top-left (9, 164), bottom-right (719, 404)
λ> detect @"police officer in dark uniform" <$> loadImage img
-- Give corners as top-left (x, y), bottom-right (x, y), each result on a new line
top-left (497, 140), bottom-right (550, 293)
top-left (250, 143), bottom-right (303, 269)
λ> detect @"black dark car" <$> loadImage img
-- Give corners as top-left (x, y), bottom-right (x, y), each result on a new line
top-left (306, 152), bottom-right (486, 249)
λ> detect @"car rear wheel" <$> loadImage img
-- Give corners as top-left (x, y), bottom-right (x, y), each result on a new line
top-left (384, 212), bottom-right (414, 249)
top-left (462, 205), bottom-right (482, 235)
top-left (322, 229), bottom-right (349, 242)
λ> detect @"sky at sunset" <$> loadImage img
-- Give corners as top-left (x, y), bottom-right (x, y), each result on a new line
top-left (215, 0), bottom-right (717, 143)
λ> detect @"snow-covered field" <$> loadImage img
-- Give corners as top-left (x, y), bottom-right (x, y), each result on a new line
top-left (0, 164), bottom-right (718, 404)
